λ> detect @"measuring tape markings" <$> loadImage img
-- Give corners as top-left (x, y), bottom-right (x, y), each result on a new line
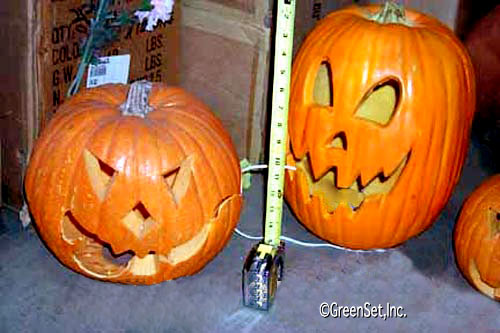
top-left (264, 0), bottom-right (296, 247)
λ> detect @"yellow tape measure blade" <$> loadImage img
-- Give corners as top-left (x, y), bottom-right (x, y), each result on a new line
top-left (264, 0), bottom-right (296, 246)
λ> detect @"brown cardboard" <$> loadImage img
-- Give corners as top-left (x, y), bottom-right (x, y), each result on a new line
top-left (0, 0), bottom-right (35, 207)
top-left (0, 0), bottom-right (180, 208)
top-left (179, 0), bottom-right (272, 162)
top-left (38, 0), bottom-right (180, 129)
top-left (208, 0), bottom-right (255, 13)
top-left (179, 0), bottom-right (355, 162)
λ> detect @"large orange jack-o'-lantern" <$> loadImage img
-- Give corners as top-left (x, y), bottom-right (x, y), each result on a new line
top-left (25, 82), bottom-right (242, 284)
top-left (285, 3), bottom-right (476, 249)
top-left (454, 175), bottom-right (500, 301)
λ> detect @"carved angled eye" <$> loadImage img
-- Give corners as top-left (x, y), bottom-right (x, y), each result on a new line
top-left (83, 150), bottom-right (117, 201)
top-left (355, 79), bottom-right (401, 126)
top-left (489, 208), bottom-right (500, 238)
top-left (162, 156), bottom-right (193, 205)
top-left (313, 61), bottom-right (333, 107)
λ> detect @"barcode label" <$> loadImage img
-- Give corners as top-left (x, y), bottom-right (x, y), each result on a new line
top-left (90, 64), bottom-right (107, 77)
top-left (87, 55), bottom-right (131, 88)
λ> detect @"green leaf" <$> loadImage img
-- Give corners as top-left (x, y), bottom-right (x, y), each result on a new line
top-left (139, 0), bottom-right (153, 11)
top-left (118, 10), bottom-right (132, 25)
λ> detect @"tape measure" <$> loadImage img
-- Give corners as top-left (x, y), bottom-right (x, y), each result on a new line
top-left (242, 0), bottom-right (296, 311)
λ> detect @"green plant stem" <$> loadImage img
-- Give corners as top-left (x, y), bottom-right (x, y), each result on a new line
top-left (66, 0), bottom-right (110, 97)
top-left (369, 1), bottom-right (412, 26)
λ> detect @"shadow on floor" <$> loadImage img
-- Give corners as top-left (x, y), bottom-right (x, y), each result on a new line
top-left (397, 122), bottom-right (499, 292)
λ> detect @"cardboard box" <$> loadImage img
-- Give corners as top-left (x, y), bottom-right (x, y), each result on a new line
top-left (0, 0), bottom-right (180, 207)
top-left (178, 0), bottom-right (353, 162)
top-left (0, 0), bottom-right (36, 208)
top-left (179, 0), bottom-right (272, 163)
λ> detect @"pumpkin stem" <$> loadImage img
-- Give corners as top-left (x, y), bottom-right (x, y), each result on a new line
top-left (368, 1), bottom-right (412, 26)
top-left (120, 80), bottom-right (154, 118)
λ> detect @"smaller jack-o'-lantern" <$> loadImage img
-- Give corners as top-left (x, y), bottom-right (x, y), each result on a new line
top-left (25, 81), bottom-right (242, 284)
top-left (285, 2), bottom-right (476, 249)
top-left (454, 175), bottom-right (500, 301)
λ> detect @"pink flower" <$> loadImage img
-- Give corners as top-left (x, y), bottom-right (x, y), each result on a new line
top-left (135, 0), bottom-right (175, 31)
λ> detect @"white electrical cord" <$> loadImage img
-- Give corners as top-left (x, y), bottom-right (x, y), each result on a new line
top-left (234, 228), bottom-right (387, 253)
top-left (241, 164), bottom-right (268, 173)
top-left (241, 164), bottom-right (296, 173)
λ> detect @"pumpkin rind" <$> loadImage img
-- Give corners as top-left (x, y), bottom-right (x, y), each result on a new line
top-left (25, 83), bottom-right (242, 284)
top-left (454, 175), bottom-right (500, 301)
top-left (285, 5), bottom-right (476, 249)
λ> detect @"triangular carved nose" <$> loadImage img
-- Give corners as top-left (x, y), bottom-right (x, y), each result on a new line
top-left (122, 202), bottom-right (155, 238)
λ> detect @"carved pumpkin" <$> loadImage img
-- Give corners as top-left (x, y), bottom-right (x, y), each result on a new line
top-left (454, 175), bottom-right (500, 301)
top-left (25, 81), bottom-right (242, 284)
top-left (285, 3), bottom-right (476, 249)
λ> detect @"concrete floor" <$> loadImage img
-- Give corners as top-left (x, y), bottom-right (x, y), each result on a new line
top-left (1, 127), bottom-right (499, 332)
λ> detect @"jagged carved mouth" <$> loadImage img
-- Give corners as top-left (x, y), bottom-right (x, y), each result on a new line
top-left (296, 152), bottom-right (410, 212)
top-left (60, 196), bottom-right (233, 279)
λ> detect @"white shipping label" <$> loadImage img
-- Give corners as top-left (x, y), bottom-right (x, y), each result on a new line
top-left (86, 54), bottom-right (131, 88)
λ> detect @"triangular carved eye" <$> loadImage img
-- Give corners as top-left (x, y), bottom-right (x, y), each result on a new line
top-left (83, 150), bottom-right (117, 201)
top-left (313, 61), bottom-right (333, 107)
top-left (355, 79), bottom-right (400, 126)
top-left (489, 208), bottom-right (500, 238)
top-left (163, 156), bottom-right (193, 205)
top-left (164, 167), bottom-right (179, 188)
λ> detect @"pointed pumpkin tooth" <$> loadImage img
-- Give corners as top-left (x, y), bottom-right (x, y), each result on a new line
top-left (128, 254), bottom-right (157, 276)
top-left (358, 173), bottom-right (371, 189)
top-left (349, 180), bottom-right (360, 192)
top-left (321, 194), bottom-right (339, 213)
top-left (362, 176), bottom-right (383, 196)
top-left (336, 201), bottom-right (352, 213)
